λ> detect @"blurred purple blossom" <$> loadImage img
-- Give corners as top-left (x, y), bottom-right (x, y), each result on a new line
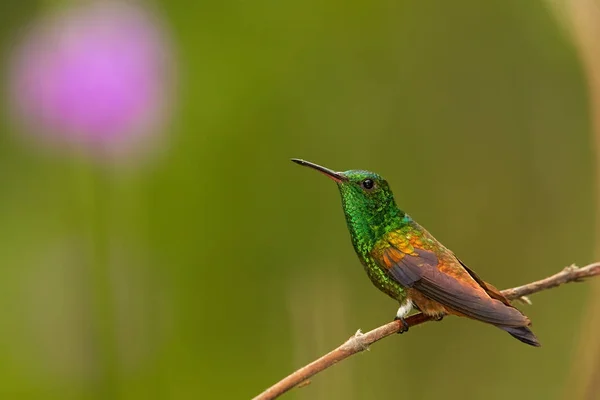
top-left (8, 2), bottom-right (174, 158)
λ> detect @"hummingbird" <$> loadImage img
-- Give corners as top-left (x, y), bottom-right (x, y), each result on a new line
top-left (292, 158), bottom-right (540, 347)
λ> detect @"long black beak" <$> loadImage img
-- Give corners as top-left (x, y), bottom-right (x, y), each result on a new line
top-left (291, 158), bottom-right (347, 183)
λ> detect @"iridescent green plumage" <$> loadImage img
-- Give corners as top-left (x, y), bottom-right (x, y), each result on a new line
top-left (336, 170), bottom-right (409, 302)
top-left (292, 159), bottom-right (540, 347)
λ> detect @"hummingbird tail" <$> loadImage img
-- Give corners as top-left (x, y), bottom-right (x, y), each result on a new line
top-left (498, 325), bottom-right (541, 347)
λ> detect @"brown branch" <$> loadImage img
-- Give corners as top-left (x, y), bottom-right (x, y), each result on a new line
top-left (253, 262), bottom-right (600, 400)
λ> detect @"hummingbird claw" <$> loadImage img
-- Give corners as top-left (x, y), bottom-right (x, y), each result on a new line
top-left (434, 314), bottom-right (444, 322)
top-left (394, 316), bottom-right (409, 334)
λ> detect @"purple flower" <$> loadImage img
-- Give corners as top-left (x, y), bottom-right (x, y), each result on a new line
top-left (8, 2), bottom-right (174, 158)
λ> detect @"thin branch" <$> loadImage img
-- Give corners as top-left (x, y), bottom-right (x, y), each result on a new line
top-left (253, 262), bottom-right (600, 400)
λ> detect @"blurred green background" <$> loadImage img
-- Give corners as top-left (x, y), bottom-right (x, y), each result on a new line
top-left (0, 1), bottom-right (597, 399)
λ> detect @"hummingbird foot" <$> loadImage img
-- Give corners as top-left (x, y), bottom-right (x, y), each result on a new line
top-left (393, 316), bottom-right (409, 334)
top-left (433, 314), bottom-right (444, 322)
top-left (394, 299), bottom-right (413, 334)
top-left (393, 299), bottom-right (413, 334)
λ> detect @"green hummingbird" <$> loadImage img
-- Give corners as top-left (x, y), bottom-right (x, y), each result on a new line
top-left (292, 158), bottom-right (540, 347)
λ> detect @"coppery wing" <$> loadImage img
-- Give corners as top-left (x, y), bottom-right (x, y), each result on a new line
top-left (376, 245), bottom-right (529, 327)
top-left (456, 257), bottom-right (513, 307)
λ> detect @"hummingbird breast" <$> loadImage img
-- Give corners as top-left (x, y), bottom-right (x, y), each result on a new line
top-left (360, 254), bottom-right (407, 302)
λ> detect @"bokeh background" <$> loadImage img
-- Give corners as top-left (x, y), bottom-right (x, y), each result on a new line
top-left (1, 1), bottom-right (599, 399)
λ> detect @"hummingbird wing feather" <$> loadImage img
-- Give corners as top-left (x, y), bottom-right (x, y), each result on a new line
top-left (456, 257), bottom-right (513, 307)
top-left (375, 242), bottom-right (529, 327)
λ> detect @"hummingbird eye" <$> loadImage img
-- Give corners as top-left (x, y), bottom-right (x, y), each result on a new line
top-left (362, 179), bottom-right (374, 190)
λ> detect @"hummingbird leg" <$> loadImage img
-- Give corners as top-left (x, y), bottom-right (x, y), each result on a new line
top-left (434, 314), bottom-right (444, 322)
top-left (394, 316), bottom-right (409, 333)
top-left (393, 299), bottom-right (413, 334)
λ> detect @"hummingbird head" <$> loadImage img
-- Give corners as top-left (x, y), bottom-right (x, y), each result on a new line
top-left (292, 159), bottom-right (406, 249)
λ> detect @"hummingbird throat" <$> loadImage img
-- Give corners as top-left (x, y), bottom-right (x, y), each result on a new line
top-left (337, 183), bottom-right (409, 250)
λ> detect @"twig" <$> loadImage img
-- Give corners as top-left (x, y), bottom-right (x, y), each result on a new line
top-left (253, 262), bottom-right (600, 400)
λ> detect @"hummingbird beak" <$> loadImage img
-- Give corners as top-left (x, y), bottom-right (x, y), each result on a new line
top-left (291, 158), bottom-right (347, 183)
